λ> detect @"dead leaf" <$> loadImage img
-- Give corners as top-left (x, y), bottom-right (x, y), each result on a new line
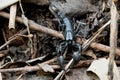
top-left (38, 63), bottom-right (54, 73)
top-left (87, 58), bottom-right (120, 80)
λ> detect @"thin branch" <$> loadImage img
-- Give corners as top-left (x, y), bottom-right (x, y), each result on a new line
top-left (2, 29), bottom-right (9, 49)
top-left (0, 60), bottom-right (93, 73)
top-left (108, 1), bottom-right (119, 80)
top-left (82, 20), bottom-right (110, 50)
top-left (54, 59), bottom-right (73, 80)
top-left (0, 29), bottom-right (27, 50)
top-left (0, 11), bottom-right (64, 39)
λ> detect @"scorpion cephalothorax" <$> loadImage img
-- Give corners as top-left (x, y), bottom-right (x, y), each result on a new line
top-left (49, 2), bottom-right (82, 70)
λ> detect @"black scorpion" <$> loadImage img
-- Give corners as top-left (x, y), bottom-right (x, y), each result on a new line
top-left (49, 3), bottom-right (82, 70)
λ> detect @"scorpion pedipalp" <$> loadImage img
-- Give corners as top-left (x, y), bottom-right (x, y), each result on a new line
top-left (72, 43), bottom-right (82, 65)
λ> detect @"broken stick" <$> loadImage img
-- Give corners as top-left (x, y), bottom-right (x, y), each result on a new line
top-left (8, 4), bottom-right (17, 29)
top-left (108, 1), bottom-right (119, 80)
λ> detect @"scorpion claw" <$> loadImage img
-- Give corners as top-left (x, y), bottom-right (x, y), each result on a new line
top-left (72, 43), bottom-right (82, 65)
top-left (73, 51), bottom-right (80, 65)
top-left (57, 56), bottom-right (64, 70)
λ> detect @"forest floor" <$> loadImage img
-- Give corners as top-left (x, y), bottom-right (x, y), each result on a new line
top-left (0, 0), bottom-right (120, 80)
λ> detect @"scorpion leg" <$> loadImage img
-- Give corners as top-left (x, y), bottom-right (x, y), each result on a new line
top-left (56, 41), bottom-right (67, 70)
top-left (72, 43), bottom-right (82, 65)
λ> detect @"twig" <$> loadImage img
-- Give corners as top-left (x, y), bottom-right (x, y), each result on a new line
top-left (44, 57), bottom-right (57, 64)
top-left (32, 34), bottom-right (37, 58)
top-left (8, 3), bottom-right (17, 29)
top-left (0, 29), bottom-right (27, 50)
top-left (26, 55), bottom-right (46, 63)
top-left (82, 20), bottom-right (110, 50)
top-left (19, 0), bottom-right (33, 54)
top-left (0, 59), bottom-right (120, 73)
top-left (0, 11), bottom-right (64, 39)
top-left (19, 0), bottom-right (31, 41)
top-left (89, 42), bottom-right (120, 56)
top-left (16, 73), bottom-right (25, 80)
top-left (2, 29), bottom-right (9, 49)
top-left (0, 65), bottom-right (60, 73)
top-left (0, 60), bottom-right (92, 73)
top-left (108, 1), bottom-right (119, 80)
top-left (54, 59), bottom-right (73, 80)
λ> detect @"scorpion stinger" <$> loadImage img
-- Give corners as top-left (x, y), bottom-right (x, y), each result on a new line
top-left (49, 2), bottom-right (82, 70)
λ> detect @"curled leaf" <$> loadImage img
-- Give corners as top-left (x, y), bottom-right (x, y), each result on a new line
top-left (87, 58), bottom-right (120, 80)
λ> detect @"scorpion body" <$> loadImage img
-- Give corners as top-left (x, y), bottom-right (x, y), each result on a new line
top-left (49, 3), bottom-right (82, 70)
top-left (58, 11), bottom-right (75, 43)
